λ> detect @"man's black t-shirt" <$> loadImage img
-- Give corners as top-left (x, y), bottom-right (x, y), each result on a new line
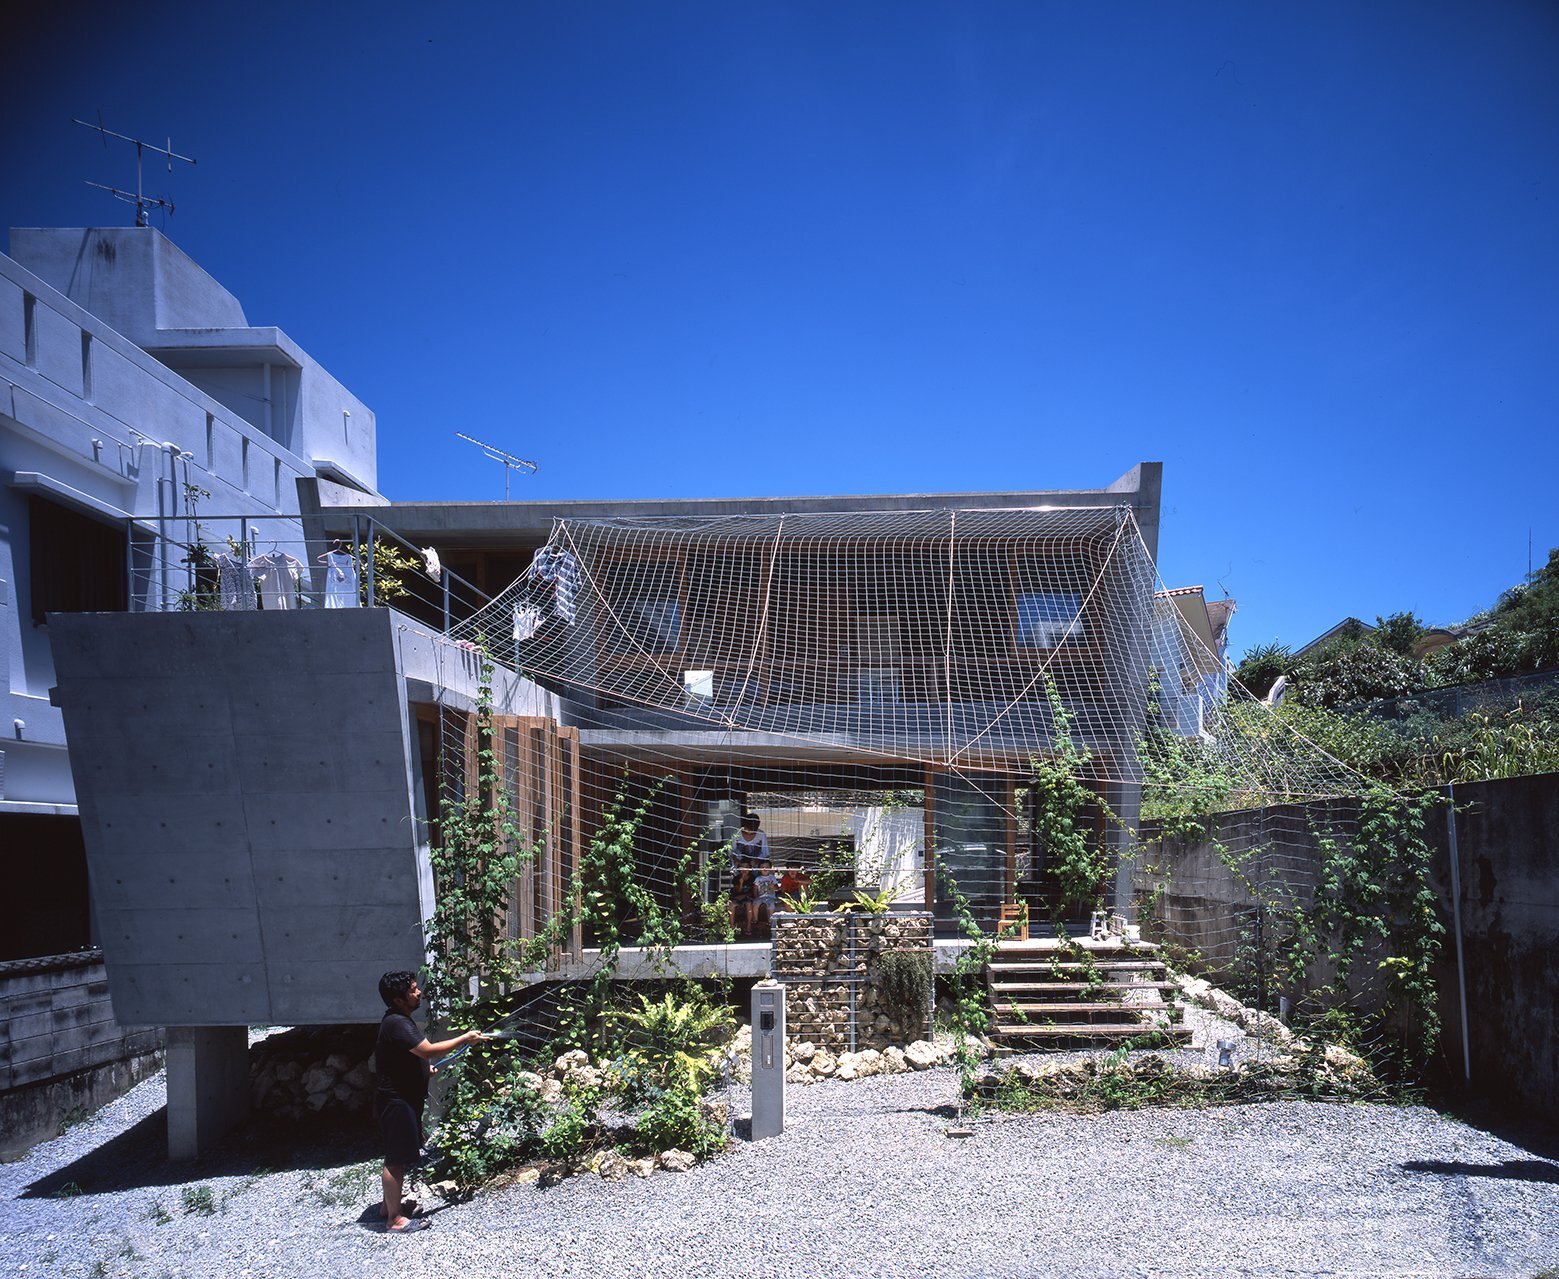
top-left (375, 1010), bottom-right (429, 1108)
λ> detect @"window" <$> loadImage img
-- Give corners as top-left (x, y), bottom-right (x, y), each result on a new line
top-left (625, 598), bottom-right (680, 652)
top-left (28, 495), bottom-right (128, 625)
top-left (856, 668), bottom-right (901, 706)
top-left (1016, 591), bottom-right (1084, 648)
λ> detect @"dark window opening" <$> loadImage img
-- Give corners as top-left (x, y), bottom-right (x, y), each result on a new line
top-left (28, 495), bottom-right (128, 625)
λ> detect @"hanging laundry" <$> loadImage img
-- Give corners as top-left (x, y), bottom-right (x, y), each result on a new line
top-left (526, 545), bottom-right (580, 624)
top-left (213, 552), bottom-right (258, 611)
top-left (421, 547), bottom-right (442, 581)
top-left (321, 550), bottom-right (360, 608)
top-left (513, 602), bottom-right (544, 643)
top-left (250, 550), bottom-right (304, 611)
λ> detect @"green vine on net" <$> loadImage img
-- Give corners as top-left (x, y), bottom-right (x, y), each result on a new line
top-left (1031, 676), bottom-right (1116, 915)
top-left (424, 648), bottom-right (529, 1024)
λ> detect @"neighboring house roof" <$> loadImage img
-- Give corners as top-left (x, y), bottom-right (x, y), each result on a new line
top-left (1294, 617), bottom-right (1375, 659)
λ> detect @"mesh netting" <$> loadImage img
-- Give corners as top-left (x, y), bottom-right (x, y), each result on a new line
top-left (432, 502), bottom-right (1437, 1085)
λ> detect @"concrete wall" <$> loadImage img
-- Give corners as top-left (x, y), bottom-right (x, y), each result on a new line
top-left (47, 607), bottom-right (558, 1028)
top-left (0, 950), bottom-right (163, 1156)
top-left (1141, 778), bottom-right (1559, 1126)
top-left (1430, 773), bottom-right (1559, 1127)
top-left (50, 608), bottom-right (428, 1026)
top-left (0, 243), bottom-right (336, 812)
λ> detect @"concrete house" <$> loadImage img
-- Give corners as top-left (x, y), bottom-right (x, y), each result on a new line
top-left (9, 224), bottom-right (1175, 1156)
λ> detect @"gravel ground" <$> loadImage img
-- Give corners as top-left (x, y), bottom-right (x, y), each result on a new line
top-left (2, 1057), bottom-right (1556, 1279)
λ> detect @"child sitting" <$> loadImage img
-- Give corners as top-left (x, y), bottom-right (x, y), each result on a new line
top-left (729, 863), bottom-right (756, 937)
top-left (751, 860), bottom-right (781, 934)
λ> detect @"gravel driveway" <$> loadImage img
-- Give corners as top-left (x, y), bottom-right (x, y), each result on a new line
top-left (2, 1063), bottom-right (1556, 1279)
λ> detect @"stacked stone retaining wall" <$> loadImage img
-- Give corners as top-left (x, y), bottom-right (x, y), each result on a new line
top-left (771, 912), bottom-right (932, 1051)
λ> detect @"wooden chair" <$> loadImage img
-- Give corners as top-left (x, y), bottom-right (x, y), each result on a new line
top-left (998, 902), bottom-right (1029, 941)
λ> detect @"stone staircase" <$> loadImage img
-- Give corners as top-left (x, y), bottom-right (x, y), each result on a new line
top-left (985, 939), bottom-right (1191, 1046)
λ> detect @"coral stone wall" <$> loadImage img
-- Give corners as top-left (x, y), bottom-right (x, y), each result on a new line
top-left (771, 912), bottom-right (932, 1051)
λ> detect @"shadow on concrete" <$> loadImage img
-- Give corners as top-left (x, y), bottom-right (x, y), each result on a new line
top-left (1401, 1157), bottom-right (1559, 1185)
top-left (21, 1106), bottom-right (378, 1199)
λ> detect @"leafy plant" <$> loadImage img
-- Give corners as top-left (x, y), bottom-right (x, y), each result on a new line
top-left (424, 646), bottom-right (529, 1020)
top-left (876, 950), bottom-right (931, 1028)
top-left (779, 887), bottom-right (827, 913)
top-left (634, 1079), bottom-right (725, 1157)
top-left (180, 1185), bottom-right (217, 1216)
top-left (1031, 678), bottom-right (1114, 914)
top-left (358, 536), bottom-right (424, 606)
top-left (835, 886), bottom-right (898, 914)
top-left (610, 989), bottom-right (733, 1097)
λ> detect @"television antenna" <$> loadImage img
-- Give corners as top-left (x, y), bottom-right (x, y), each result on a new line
top-left (455, 432), bottom-right (539, 499)
top-left (73, 115), bottom-right (196, 227)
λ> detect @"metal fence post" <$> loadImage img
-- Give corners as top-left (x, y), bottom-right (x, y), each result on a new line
top-left (365, 516), bottom-right (376, 608)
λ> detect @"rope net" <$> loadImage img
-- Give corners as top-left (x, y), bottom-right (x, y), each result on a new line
top-left (435, 502), bottom-right (1435, 1086)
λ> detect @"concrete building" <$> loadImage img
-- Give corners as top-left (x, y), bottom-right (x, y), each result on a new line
top-left (2, 227), bottom-right (383, 885)
top-left (0, 227), bottom-right (389, 1154)
top-left (9, 224), bottom-right (1173, 1157)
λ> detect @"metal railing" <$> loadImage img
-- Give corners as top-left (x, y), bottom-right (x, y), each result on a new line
top-left (126, 509), bottom-right (493, 633)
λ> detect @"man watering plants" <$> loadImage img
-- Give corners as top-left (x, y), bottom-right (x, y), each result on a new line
top-left (373, 971), bottom-right (486, 1232)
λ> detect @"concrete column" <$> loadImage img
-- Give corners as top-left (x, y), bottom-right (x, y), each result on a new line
top-left (1105, 779), bottom-right (1143, 918)
top-left (166, 1026), bottom-right (249, 1161)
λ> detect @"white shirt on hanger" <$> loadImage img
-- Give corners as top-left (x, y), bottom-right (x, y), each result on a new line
top-left (250, 551), bottom-right (304, 611)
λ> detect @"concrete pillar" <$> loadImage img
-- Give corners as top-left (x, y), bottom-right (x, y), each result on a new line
top-left (749, 980), bottom-right (786, 1140)
top-left (166, 1026), bottom-right (249, 1161)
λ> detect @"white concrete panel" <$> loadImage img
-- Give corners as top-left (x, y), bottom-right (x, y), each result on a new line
top-left (231, 729), bottom-right (407, 793)
top-left (226, 674), bottom-right (402, 736)
top-left (260, 905), bottom-right (424, 962)
top-left (49, 676), bottom-right (238, 737)
top-left (72, 734), bottom-right (240, 796)
top-left (0, 274), bottom-right (23, 355)
top-left (267, 960), bottom-right (418, 1025)
top-left (32, 302), bottom-right (84, 398)
top-left (81, 792), bottom-right (249, 855)
top-left (250, 849), bottom-right (420, 910)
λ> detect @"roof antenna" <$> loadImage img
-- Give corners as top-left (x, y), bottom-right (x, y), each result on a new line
top-left (73, 114), bottom-right (196, 228)
top-left (455, 432), bottom-right (539, 500)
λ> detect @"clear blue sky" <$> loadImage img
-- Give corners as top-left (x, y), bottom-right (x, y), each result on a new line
top-left (5, 1), bottom-right (1557, 656)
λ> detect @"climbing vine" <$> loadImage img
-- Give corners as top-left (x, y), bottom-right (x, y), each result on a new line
top-left (424, 649), bottom-right (528, 1023)
top-left (1030, 678), bottom-right (1115, 915)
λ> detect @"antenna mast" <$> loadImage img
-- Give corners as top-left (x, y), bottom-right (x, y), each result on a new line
top-left (73, 116), bottom-right (197, 227)
top-left (455, 432), bottom-right (539, 500)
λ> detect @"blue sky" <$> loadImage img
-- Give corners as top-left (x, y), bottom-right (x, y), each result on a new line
top-left (5, 1), bottom-right (1557, 655)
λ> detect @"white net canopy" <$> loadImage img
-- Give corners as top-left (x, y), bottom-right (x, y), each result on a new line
top-left (436, 501), bottom-right (1439, 1082)
top-left (439, 503), bottom-right (1365, 923)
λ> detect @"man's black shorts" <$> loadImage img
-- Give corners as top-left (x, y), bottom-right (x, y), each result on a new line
top-left (376, 1097), bottom-right (423, 1168)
